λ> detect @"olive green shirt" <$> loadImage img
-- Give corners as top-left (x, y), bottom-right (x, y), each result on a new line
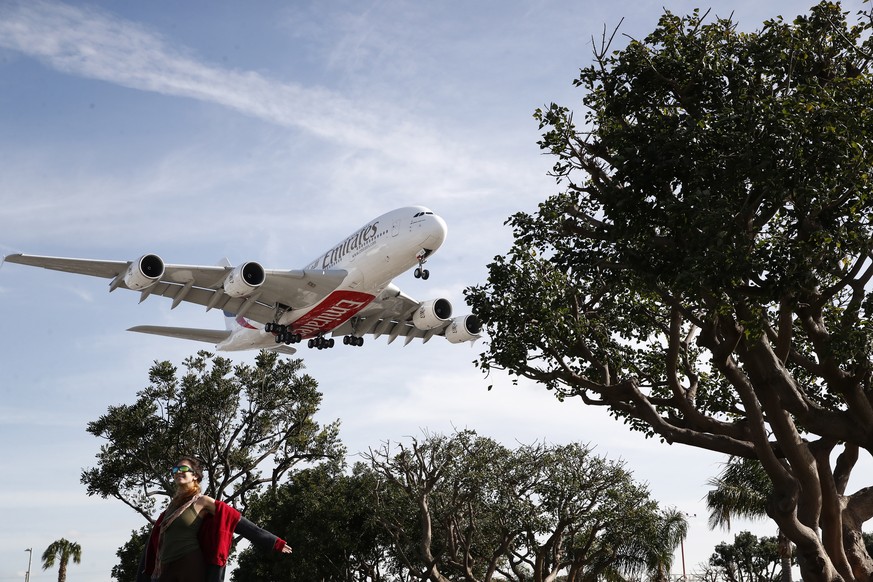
top-left (159, 505), bottom-right (204, 564)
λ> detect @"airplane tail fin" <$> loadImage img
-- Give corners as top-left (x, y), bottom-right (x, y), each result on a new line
top-left (223, 310), bottom-right (261, 333)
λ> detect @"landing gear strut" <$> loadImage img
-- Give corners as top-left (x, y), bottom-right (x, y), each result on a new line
top-left (342, 316), bottom-right (365, 347)
top-left (413, 248), bottom-right (431, 280)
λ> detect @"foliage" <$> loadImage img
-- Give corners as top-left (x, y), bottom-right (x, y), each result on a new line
top-left (110, 526), bottom-right (150, 582)
top-left (705, 458), bottom-right (793, 582)
top-left (466, 2), bottom-right (873, 579)
top-left (232, 462), bottom-right (397, 582)
top-left (709, 531), bottom-right (787, 582)
top-left (41, 538), bottom-right (82, 582)
top-left (82, 350), bottom-right (343, 522)
top-left (706, 458), bottom-right (771, 531)
top-left (364, 429), bottom-right (683, 582)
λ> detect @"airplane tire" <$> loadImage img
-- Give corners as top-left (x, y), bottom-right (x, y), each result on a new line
top-left (328, 338), bottom-right (335, 348)
top-left (343, 336), bottom-right (349, 345)
top-left (414, 268), bottom-right (421, 278)
top-left (357, 337), bottom-right (364, 347)
top-left (421, 269), bottom-right (430, 280)
top-left (308, 339), bottom-right (314, 349)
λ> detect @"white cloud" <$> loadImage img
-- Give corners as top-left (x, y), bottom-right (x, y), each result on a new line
top-left (0, 1), bottom-right (451, 166)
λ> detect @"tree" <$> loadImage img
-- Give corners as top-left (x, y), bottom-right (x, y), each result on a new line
top-left (111, 526), bottom-right (150, 582)
top-left (365, 430), bottom-right (681, 582)
top-left (706, 458), bottom-right (793, 582)
top-left (710, 531), bottom-right (783, 582)
top-left (41, 538), bottom-right (82, 582)
top-left (646, 507), bottom-right (690, 582)
top-left (82, 350), bottom-right (343, 522)
top-left (466, 2), bottom-right (873, 580)
top-left (232, 462), bottom-right (398, 582)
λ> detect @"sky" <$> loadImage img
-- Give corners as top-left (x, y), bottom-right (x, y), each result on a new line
top-left (0, 0), bottom-right (870, 580)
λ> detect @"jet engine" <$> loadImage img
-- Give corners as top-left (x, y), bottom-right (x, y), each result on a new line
top-left (412, 298), bottom-right (453, 330)
top-left (124, 254), bottom-right (164, 290)
top-left (223, 262), bottom-right (266, 297)
top-left (443, 314), bottom-right (482, 343)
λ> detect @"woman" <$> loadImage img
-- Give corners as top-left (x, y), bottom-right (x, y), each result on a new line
top-left (138, 457), bottom-right (292, 582)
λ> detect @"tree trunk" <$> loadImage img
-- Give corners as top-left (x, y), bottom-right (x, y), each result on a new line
top-left (58, 558), bottom-right (67, 582)
top-left (793, 540), bottom-right (843, 582)
top-left (767, 497), bottom-right (842, 582)
top-left (777, 530), bottom-right (792, 582)
top-left (842, 503), bottom-right (873, 582)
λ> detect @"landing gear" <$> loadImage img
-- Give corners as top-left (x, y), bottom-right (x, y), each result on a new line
top-left (307, 336), bottom-right (335, 350)
top-left (342, 317), bottom-right (365, 347)
top-left (278, 330), bottom-right (302, 344)
top-left (267, 322), bottom-right (302, 345)
top-left (413, 248), bottom-right (432, 280)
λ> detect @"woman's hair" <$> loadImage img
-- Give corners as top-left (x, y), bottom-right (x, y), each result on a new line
top-left (171, 456), bottom-right (204, 504)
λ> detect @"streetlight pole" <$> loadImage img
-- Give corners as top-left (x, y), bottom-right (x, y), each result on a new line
top-left (24, 548), bottom-right (32, 582)
top-left (680, 513), bottom-right (697, 581)
top-left (681, 537), bottom-right (686, 580)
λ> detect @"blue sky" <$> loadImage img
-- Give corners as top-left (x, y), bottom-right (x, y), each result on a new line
top-left (0, 0), bottom-right (868, 579)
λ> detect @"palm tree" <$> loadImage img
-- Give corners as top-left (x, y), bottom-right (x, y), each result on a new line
top-left (647, 507), bottom-right (689, 581)
top-left (706, 457), bottom-right (792, 582)
top-left (41, 538), bottom-right (82, 582)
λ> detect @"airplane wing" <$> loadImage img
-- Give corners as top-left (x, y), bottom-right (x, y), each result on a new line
top-left (128, 325), bottom-right (298, 355)
top-left (3, 253), bottom-right (347, 323)
top-left (329, 283), bottom-right (472, 345)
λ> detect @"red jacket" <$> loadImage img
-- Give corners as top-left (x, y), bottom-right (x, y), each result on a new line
top-left (199, 500), bottom-right (242, 566)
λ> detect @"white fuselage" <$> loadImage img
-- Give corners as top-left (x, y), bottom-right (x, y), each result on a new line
top-left (216, 206), bottom-right (447, 351)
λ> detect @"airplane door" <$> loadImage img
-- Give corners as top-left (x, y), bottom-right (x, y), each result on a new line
top-left (392, 219), bottom-right (400, 237)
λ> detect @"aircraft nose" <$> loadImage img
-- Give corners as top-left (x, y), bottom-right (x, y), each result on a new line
top-left (422, 213), bottom-right (448, 249)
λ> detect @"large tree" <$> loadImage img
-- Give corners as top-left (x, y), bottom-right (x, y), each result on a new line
top-left (466, 2), bottom-right (873, 580)
top-left (41, 538), bottom-right (82, 582)
top-left (82, 350), bottom-right (343, 522)
top-left (365, 430), bottom-right (681, 582)
top-left (232, 462), bottom-right (397, 582)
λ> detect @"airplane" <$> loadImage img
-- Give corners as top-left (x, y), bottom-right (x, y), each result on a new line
top-left (3, 206), bottom-right (482, 355)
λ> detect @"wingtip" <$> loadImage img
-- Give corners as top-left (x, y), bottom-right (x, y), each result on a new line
top-left (0, 251), bottom-right (21, 268)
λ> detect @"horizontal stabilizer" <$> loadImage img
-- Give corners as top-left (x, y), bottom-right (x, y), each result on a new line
top-left (128, 325), bottom-right (231, 343)
top-left (127, 325), bottom-right (297, 355)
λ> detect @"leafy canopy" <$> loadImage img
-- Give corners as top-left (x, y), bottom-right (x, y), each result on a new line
top-left (82, 350), bottom-right (343, 522)
top-left (466, 2), bottom-right (873, 580)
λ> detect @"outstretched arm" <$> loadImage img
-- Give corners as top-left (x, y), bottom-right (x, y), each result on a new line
top-left (235, 516), bottom-right (292, 554)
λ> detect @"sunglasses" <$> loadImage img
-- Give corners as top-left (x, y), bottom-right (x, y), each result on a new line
top-left (171, 465), bottom-right (195, 475)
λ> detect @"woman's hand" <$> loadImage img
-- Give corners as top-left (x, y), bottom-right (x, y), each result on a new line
top-left (280, 545), bottom-right (293, 554)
